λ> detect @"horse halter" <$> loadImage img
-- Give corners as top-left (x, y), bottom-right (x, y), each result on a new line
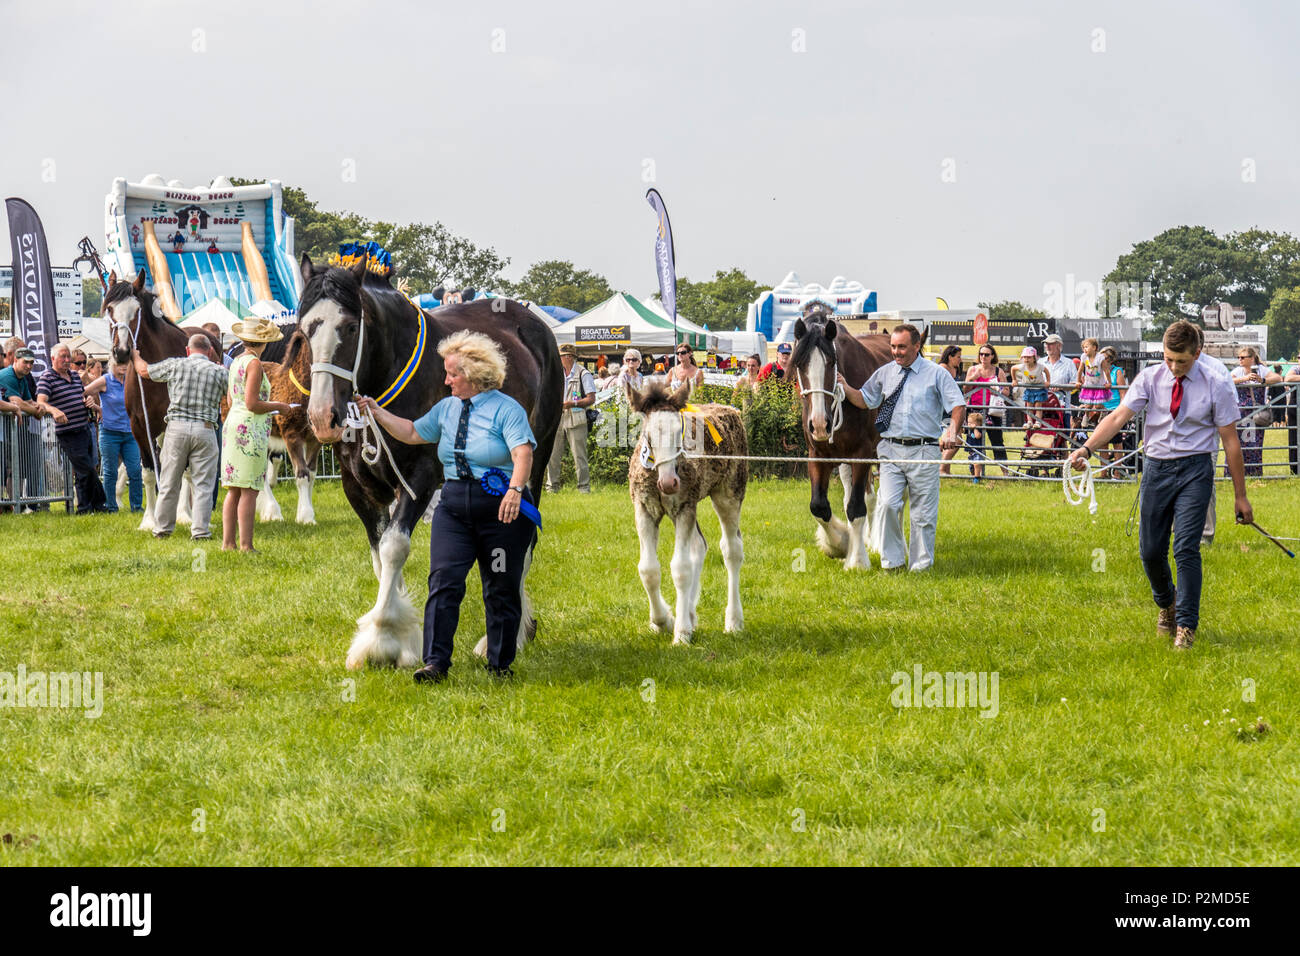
top-left (796, 346), bottom-right (846, 441)
top-left (107, 293), bottom-right (155, 353)
top-left (309, 294), bottom-right (426, 408)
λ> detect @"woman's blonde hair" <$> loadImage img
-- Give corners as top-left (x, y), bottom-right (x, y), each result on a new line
top-left (438, 330), bottom-right (507, 391)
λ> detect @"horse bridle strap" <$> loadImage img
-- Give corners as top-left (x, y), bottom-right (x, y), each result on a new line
top-left (797, 362), bottom-right (846, 440)
top-left (309, 295), bottom-right (426, 408)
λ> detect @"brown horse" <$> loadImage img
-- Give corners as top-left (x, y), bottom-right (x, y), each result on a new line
top-left (255, 331), bottom-right (321, 524)
top-left (104, 271), bottom-right (221, 532)
top-left (789, 315), bottom-right (892, 569)
top-left (626, 380), bottom-right (747, 644)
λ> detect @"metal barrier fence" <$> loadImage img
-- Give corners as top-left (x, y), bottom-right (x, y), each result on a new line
top-left (946, 382), bottom-right (1300, 481)
top-left (7, 384), bottom-right (1298, 508)
top-left (0, 412), bottom-right (76, 511)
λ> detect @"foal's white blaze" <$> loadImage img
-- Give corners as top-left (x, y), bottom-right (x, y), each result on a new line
top-left (646, 408), bottom-right (683, 495)
top-left (302, 300), bottom-right (349, 442)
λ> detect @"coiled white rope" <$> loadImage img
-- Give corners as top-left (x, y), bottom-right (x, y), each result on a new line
top-left (344, 401), bottom-right (419, 500)
top-left (1061, 456), bottom-right (1097, 514)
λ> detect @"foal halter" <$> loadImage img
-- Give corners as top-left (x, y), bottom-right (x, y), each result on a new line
top-left (796, 350), bottom-right (846, 441)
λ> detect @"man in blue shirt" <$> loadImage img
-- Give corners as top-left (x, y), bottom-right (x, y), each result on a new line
top-left (839, 324), bottom-right (966, 571)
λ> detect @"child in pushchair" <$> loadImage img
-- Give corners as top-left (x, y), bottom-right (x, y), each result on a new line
top-left (1020, 392), bottom-right (1068, 477)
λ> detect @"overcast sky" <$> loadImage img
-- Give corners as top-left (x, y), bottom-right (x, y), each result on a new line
top-left (4, 0), bottom-right (1298, 315)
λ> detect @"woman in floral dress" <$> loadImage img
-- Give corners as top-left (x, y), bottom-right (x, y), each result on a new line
top-left (221, 319), bottom-right (293, 552)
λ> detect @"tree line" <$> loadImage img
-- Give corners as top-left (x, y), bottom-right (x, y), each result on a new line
top-left (71, 179), bottom-right (1297, 356)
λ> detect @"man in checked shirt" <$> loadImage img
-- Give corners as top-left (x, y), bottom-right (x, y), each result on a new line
top-left (131, 334), bottom-right (228, 539)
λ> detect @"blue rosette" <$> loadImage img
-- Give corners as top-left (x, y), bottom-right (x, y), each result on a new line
top-left (481, 468), bottom-right (542, 530)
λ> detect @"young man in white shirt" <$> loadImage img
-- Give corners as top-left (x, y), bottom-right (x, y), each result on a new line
top-left (1068, 321), bottom-right (1252, 649)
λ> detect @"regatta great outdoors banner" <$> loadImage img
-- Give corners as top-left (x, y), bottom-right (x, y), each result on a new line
top-left (6, 198), bottom-right (60, 374)
top-left (645, 188), bottom-right (677, 335)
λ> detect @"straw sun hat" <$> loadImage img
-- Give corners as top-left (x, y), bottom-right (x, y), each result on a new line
top-left (231, 318), bottom-right (284, 344)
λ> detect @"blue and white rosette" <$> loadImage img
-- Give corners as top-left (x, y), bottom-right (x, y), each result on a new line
top-left (481, 468), bottom-right (542, 530)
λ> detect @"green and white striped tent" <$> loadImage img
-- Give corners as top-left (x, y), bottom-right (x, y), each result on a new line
top-left (553, 293), bottom-right (717, 351)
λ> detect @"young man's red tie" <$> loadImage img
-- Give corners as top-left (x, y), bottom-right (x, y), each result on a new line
top-left (1170, 376), bottom-right (1184, 418)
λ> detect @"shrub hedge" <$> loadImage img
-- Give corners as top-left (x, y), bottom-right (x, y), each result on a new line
top-left (548, 379), bottom-right (809, 486)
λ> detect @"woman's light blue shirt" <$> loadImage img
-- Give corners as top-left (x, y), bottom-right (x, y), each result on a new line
top-left (412, 389), bottom-right (536, 480)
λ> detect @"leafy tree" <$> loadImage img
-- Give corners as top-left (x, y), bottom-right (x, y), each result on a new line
top-left (1101, 226), bottom-right (1232, 332)
top-left (82, 278), bottom-right (103, 318)
top-left (667, 268), bottom-right (765, 330)
top-left (977, 300), bottom-right (1047, 321)
top-left (369, 220), bottom-right (508, 292)
top-left (503, 260), bottom-right (613, 313)
top-left (229, 178), bottom-right (508, 292)
top-left (1263, 285), bottom-right (1300, 361)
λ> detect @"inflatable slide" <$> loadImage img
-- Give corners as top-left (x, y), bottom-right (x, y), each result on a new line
top-left (104, 175), bottom-right (299, 319)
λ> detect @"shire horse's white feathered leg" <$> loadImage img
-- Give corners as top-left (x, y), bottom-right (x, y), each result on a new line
top-left (294, 471), bottom-right (316, 525)
top-left (257, 459), bottom-right (284, 522)
top-left (138, 468), bottom-right (159, 532)
top-left (346, 484), bottom-right (421, 669)
top-left (842, 463), bottom-right (871, 569)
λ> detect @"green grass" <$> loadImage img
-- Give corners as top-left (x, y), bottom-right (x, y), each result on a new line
top-left (2, 470), bottom-right (1298, 865)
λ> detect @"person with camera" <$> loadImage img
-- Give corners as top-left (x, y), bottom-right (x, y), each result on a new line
top-left (545, 343), bottom-right (596, 494)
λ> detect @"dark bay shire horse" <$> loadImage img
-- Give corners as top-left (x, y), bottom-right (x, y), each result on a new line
top-left (296, 254), bottom-right (563, 670)
top-left (789, 314), bottom-right (893, 569)
top-left (104, 271), bottom-right (221, 532)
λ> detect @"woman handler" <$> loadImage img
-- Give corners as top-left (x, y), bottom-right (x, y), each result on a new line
top-left (357, 331), bottom-right (537, 682)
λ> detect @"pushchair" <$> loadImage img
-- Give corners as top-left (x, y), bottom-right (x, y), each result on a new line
top-left (1020, 393), bottom-right (1068, 478)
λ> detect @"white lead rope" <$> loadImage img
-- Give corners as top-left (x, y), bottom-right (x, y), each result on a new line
top-left (796, 368), bottom-right (846, 440)
top-left (1061, 456), bottom-right (1098, 514)
top-left (343, 400), bottom-right (419, 501)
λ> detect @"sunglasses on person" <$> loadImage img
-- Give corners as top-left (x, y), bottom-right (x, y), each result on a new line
top-left (72, 360), bottom-right (86, 367)
top-left (677, 350), bottom-right (690, 356)
top-left (979, 351), bottom-right (993, 358)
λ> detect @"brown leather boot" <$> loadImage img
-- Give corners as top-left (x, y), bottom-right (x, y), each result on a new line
top-left (1174, 626), bottom-right (1195, 649)
top-left (1157, 604), bottom-right (1176, 636)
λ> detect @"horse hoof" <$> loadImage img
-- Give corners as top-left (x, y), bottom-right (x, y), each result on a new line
top-left (472, 635), bottom-right (489, 659)
top-left (725, 614), bottom-right (743, 633)
top-left (671, 633), bottom-right (693, 646)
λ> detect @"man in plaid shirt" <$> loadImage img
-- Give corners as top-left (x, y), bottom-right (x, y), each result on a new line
top-left (131, 334), bottom-right (228, 539)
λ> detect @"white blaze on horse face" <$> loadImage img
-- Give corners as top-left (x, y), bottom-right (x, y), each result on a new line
top-left (303, 299), bottom-right (349, 441)
top-left (110, 296), bottom-right (141, 357)
top-left (647, 408), bottom-right (683, 494)
top-left (807, 347), bottom-right (833, 441)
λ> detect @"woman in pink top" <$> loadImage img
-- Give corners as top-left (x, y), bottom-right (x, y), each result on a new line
top-left (964, 344), bottom-right (1011, 476)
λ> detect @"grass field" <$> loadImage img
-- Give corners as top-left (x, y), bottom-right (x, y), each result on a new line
top-left (3, 466), bottom-right (1299, 865)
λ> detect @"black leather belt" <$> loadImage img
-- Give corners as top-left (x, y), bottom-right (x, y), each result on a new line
top-left (884, 437), bottom-right (937, 446)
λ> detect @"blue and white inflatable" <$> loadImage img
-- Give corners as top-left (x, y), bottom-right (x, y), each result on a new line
top-left (747, 272), bottom-right (877, 340)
